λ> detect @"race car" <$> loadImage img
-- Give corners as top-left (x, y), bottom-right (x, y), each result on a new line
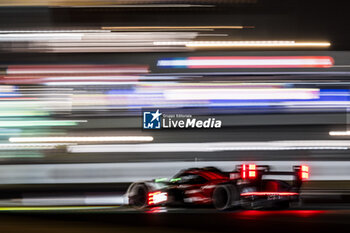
top-left (127, 164), bottom-right (309, 210)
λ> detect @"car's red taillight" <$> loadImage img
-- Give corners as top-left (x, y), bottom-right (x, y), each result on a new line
top-left (300, 165), bottom-right (309, 180)
top-left (241, 163), bottom-right (257, 179)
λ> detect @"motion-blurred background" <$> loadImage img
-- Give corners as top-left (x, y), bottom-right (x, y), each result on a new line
top-left (0, 0), bottom-right (350, 232)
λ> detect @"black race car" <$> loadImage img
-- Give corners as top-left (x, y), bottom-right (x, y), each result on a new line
top-left (127, 163), bottom-right (309, 210)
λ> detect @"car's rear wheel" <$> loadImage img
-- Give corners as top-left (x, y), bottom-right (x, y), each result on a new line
top-left (212, 184), bottom-right (239, 210)
top-left (128, 183), bottom-right (148, 209)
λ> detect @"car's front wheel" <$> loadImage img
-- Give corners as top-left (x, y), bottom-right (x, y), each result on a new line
top-left (128, 183), bottom-right (149, 209)
top-left (212, 184), bottom-right (239, 210)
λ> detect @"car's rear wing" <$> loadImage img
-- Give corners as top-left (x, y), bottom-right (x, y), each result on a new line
top-left (230, 163), bottom-right (309, 190)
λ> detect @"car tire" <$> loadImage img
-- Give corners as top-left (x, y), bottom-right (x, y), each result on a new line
top-left (128, 183), bottom-right (149, 209)
top-left (212, 184), bottom-right (239, 210)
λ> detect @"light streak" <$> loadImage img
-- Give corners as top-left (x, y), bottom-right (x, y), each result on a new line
top-left (9, 136), bottom-right (154, 143)
top-left (157, 56), bottom-right (334, 68)
top-left (154, 41), bottom-right (331, 48)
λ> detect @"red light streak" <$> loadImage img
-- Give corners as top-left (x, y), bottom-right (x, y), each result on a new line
top-left (240, 192), bottom-right (299, 196)
top-left (186, 56), bottom-right (334, 68)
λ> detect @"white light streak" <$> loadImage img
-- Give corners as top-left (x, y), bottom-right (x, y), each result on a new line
top-left (164, 88), bottom-right (319, 100)
top-left (0, 143), bottom-right (74, 150)
top-left (9, 136), bottom-right (154, 143)
top-left (329, 131), bottom-right (350, 136)
top-left (154, 41), bottom-right (331, 47)
top-left (67, 140), bottom-right (350, 153)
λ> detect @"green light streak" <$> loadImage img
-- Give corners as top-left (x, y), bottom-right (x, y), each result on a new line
top-left (0, 111), bottom-right (49, 117)
top-left (155, 178), bottom-right (168, 182)
top-left (170, 178), bottom-right (181, 182)
top-left (0, 153), bottom-right (43, 158)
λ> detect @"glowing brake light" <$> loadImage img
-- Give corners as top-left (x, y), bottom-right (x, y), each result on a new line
top-left (249, 164), bottom-right (256, 170)
top-left (147, 191), bottom-right (168, 205)
top-left (249, 171), bottom-right (256, 177)
top-left (241, 163), bottom-right (257, 179)
top-left (300, 165), bottom-right (309, 180)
